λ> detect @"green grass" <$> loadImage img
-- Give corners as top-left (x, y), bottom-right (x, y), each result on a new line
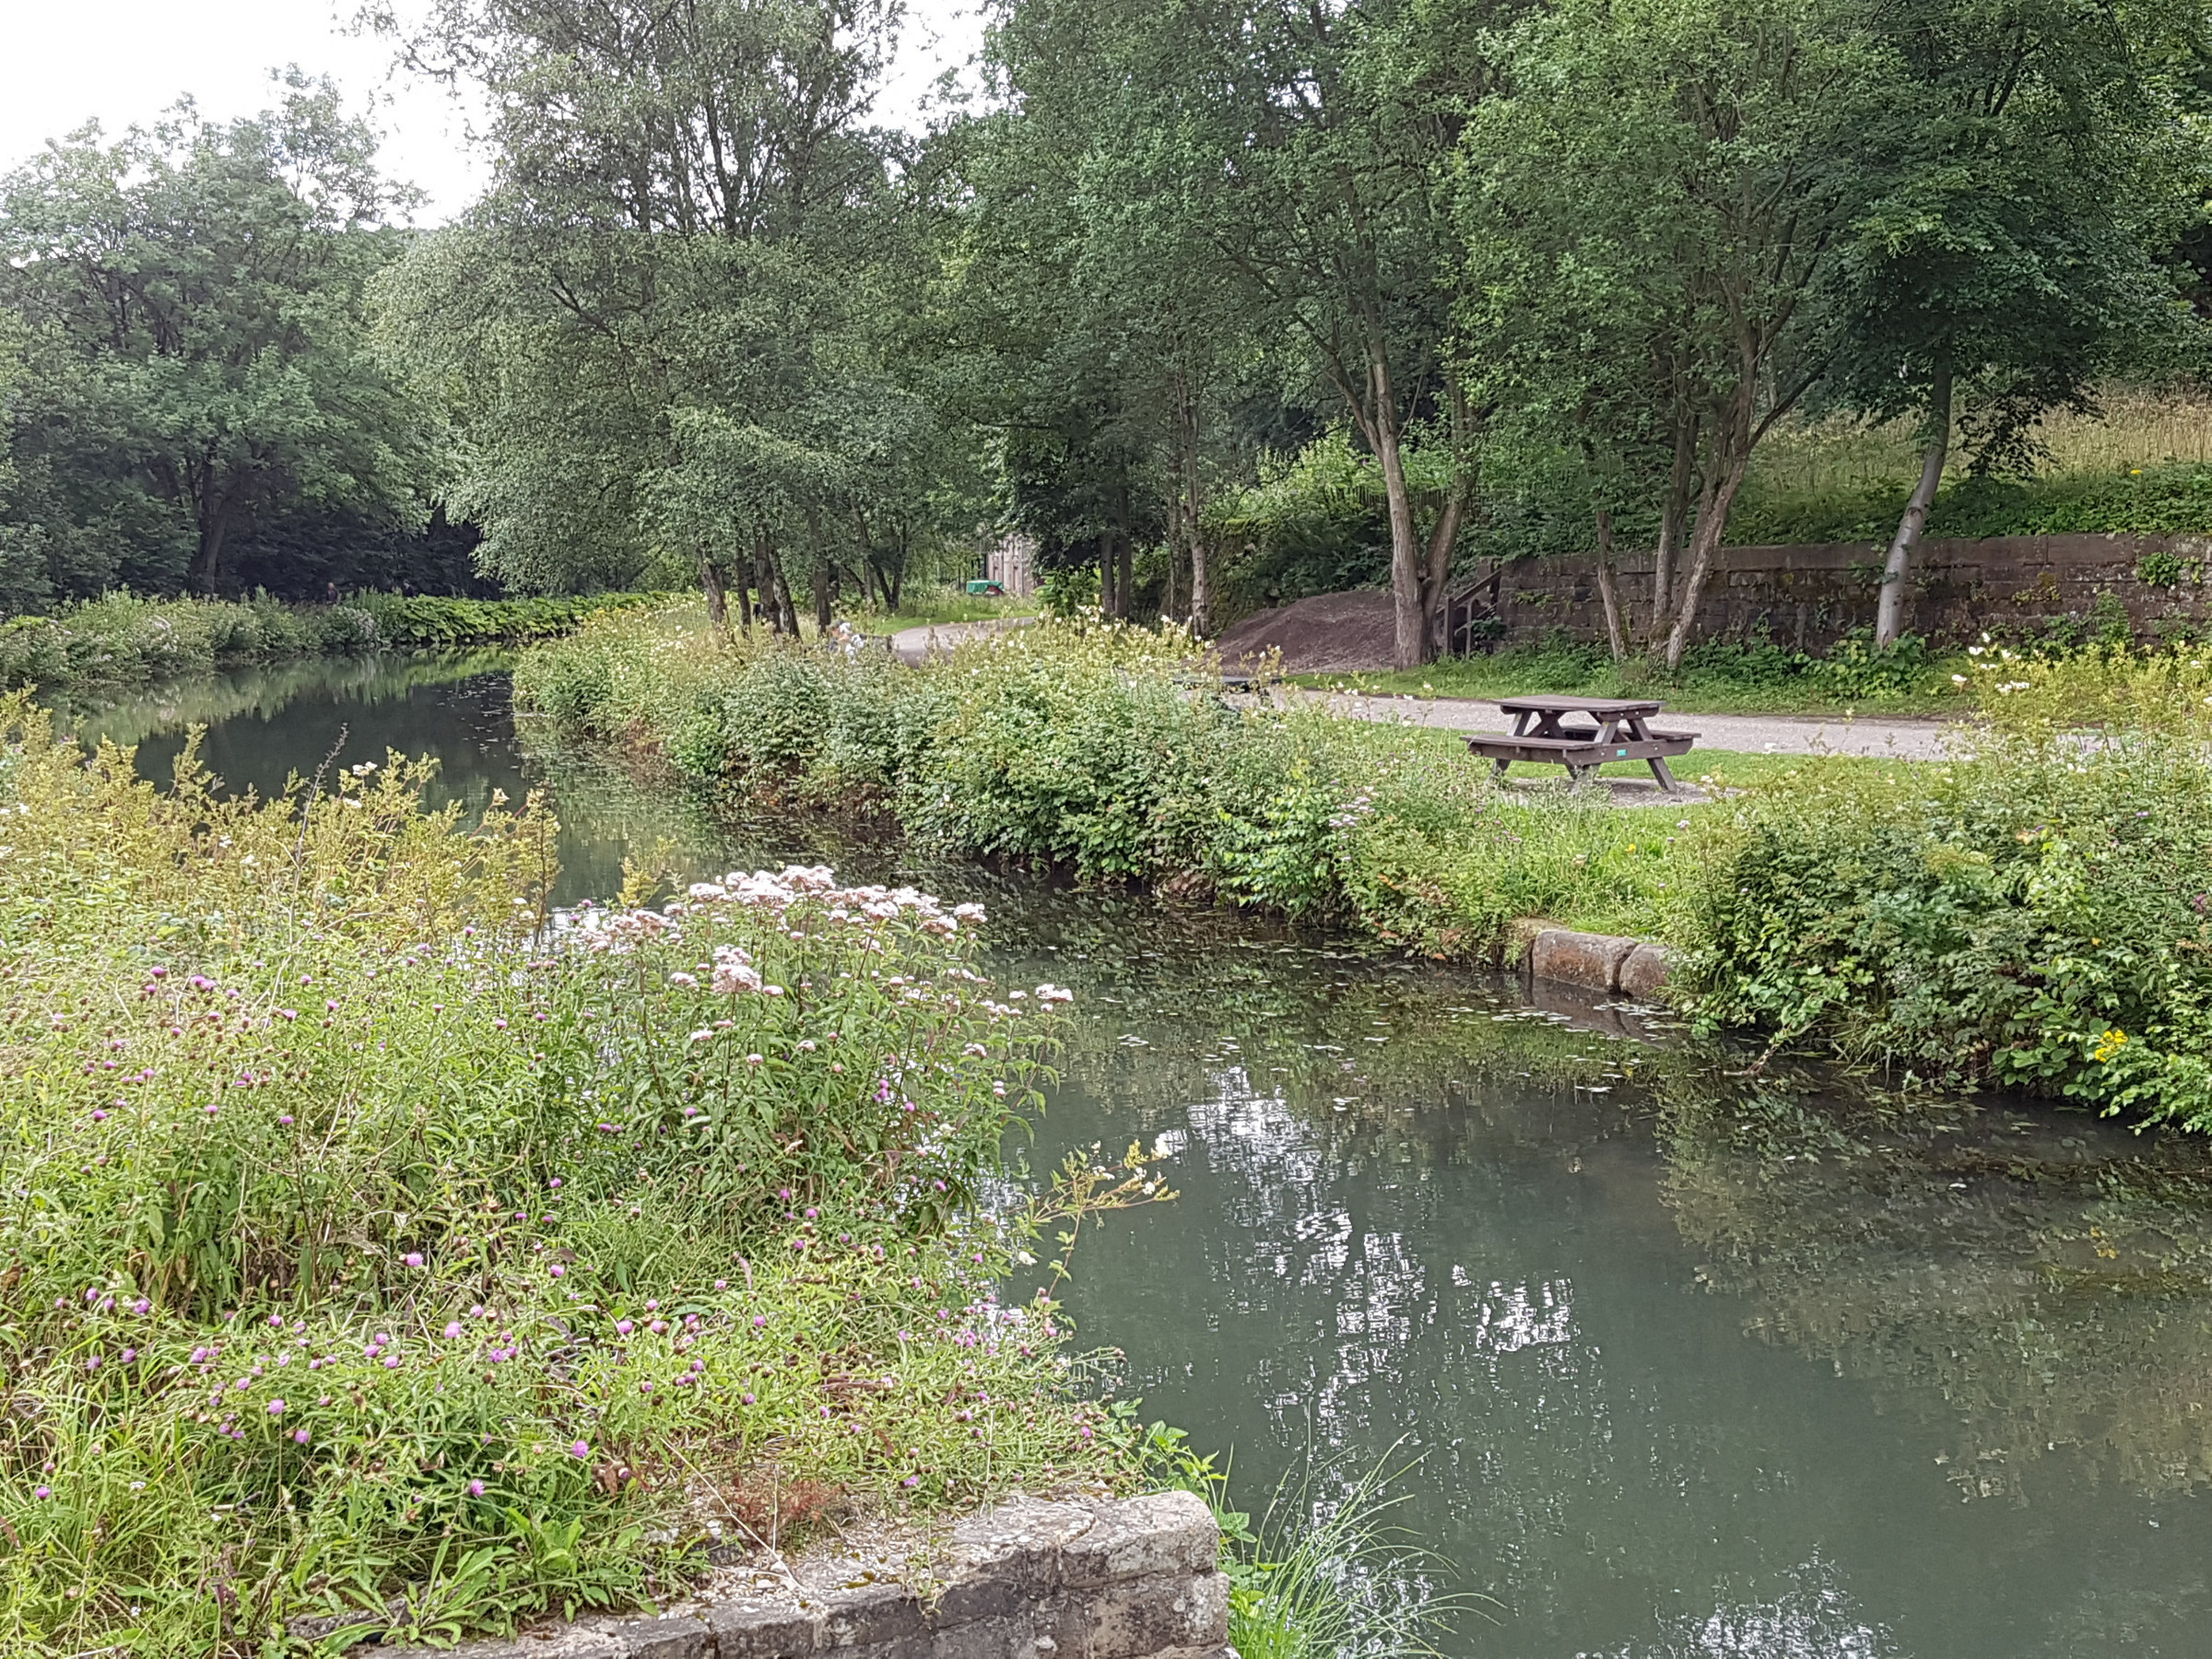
top-left (1289, 652), bottom-right (1969, 718)
top-left (852, 591), bottom-right (1038, 636)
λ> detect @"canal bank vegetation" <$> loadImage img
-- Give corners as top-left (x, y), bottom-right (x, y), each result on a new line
top-left (512, 607), bottom-right (1696, 956)
top-left (0, 695), bottom-right (1148, 1654)
top-left (0, 591), bottom-right (655, 692)
top-left (1677, 644), bottom-right (2212, 1129)
top-left (520, 609), bottom-right (2212, 1131)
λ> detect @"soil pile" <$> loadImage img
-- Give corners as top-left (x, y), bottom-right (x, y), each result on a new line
top-left (1212, 589), bottom-right (1396, 674)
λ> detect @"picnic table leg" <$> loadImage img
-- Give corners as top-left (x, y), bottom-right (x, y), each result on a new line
top-left (1491, 757), bottom-right (1510, 782)
top-left (1621, 713), bottom-right (1680, 793)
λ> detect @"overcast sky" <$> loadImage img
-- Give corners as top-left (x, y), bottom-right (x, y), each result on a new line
top-left (0, 0), bottom-right (986, 223)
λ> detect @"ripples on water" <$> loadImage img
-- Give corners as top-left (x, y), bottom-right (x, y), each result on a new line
top-left (63, 655), bottom-right (2212, 1657)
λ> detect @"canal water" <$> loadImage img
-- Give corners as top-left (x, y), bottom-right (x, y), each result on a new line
top-left (59, 654), bottom-right (2212, 1657)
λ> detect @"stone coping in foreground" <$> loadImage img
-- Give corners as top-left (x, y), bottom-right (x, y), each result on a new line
top-left (337, 1490), bottom-right (1230, 1659)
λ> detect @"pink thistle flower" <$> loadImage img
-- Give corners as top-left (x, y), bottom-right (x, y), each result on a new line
top-left (404, 1253), bottom-right (424, 1268)
top-left (569, 1440), bottom-right (590, 1459)
top-left (267, 1399), bottom-right (286, 1416)
top-left (443, 1323), bottom-right (465, 1339)
top-left (34, 1486), bottom-right (50, 1500)
top-left (548, 1265), bottom-right (565, 1278)
top-left (616, 1320), bottom-right (633, 1335)
top-left (294, 1429), bottom-right (312, 1444)
top-left (469, 1478), bottom-right (486, 1496)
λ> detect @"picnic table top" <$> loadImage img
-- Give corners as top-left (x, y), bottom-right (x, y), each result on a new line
top-left (1494, 694), bottom-right (1665, 714)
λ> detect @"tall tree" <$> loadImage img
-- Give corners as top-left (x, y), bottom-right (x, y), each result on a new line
top-left (1466, 0), bottom-right (1888, 668)
top-left (1823, 0), bottom-right (2206, 646)
top-left (375, 0), bottom-right (929, 612)
top-left (0, 78), bottom-right (429, 601)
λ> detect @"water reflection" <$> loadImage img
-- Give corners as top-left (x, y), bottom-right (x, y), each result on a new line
top-left (63, 658), bottom-right (2212, 1657)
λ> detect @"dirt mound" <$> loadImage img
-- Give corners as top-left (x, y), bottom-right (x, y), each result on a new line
top-left (1213, 589), bottom-right (1396, 674)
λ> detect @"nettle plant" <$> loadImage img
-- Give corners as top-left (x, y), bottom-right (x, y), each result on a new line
top-left (0, 705), bottom-right (1128, 1657)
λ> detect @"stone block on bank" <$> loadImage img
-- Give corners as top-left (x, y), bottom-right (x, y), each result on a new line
top-left (1058, 1491), bottom-right (1218, 1588)
top-left (347, 1492), bottom-right (1220, 1659)
top-left (1529, 929), bottom-right (1636, 994)
top-left (1617, 942), bottom-right (1673, 1001)
top-left (1068, 1571), bottom-right (1230, 1659)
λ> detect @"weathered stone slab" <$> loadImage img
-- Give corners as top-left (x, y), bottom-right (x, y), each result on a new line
top-left (347, 1492), bottom-right (1219, 1659)
top-left (1059, 1492), bottom-right (1218, 1588)
top-left (1618, 941), bottom-right (1672, 1001)
top-left (1068, 1572), bottom-right (1230, 1659)
top-left (1529, 928), bottom-right (1636, 994)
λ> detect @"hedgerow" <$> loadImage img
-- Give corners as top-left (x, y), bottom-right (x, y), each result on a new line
top-left (0, 591), bottom-right (655, 692)
top-left (512, 608), bottom-right (1681, 958)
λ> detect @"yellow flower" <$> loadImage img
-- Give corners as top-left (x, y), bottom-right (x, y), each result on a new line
top-left (2091, 1028), bottom-right (2129, 1064)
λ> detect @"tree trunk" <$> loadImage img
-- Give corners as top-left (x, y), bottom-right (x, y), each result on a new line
top-left (1594, 510), bottom-right (1629, 663)
top-left (1876, 363), bottom-right (1952, 650)
top-left (1652, 412), bottom-right (1697, 638)
top-left (1663, 448), bottom-right (1752, 672)
top-left (1365, 345), bottom-right (1426, 672)
top-left (1420, 487), bottom-right (1465, 658)
top-left (698, 547), bottom-right (731, 640)
top-left (753, 528), bottom-right (799, 636)
top-left (1098, 535), bottom-right (1116, 618)
top-left (805, 506), bottom-right (833, 633)
top-left (1108, 478), bottom-right (1133, 620)
top-left (188, 488), bottom-right (238, 594)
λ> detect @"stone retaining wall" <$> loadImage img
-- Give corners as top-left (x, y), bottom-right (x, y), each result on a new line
top-left (1476, 531), bottom-right (2211, 651)
top-left (373, 1492), bottom-right (1228, 1659)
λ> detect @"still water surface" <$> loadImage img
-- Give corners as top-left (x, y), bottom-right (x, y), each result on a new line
top-left (63, 654), bottom-right (2212, 1657)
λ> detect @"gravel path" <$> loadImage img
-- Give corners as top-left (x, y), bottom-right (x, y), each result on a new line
top-left (888, 616), bottom-right (1036, 664)
top-left (1310, 691), bottom-right (1963, 759)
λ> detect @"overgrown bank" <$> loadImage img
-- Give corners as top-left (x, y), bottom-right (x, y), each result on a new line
top-left (0, 591), bottom-right (657, 692)
top-left (513, 608), bottom-right (1690, 957)
top-left (0, 699), bottom-right (1138, 1654)
top-left (515, 611), bottom-right (2212, 1132)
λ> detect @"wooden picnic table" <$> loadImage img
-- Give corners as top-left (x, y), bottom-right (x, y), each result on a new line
top-left (1465, 694), bottom-right (1697, 793)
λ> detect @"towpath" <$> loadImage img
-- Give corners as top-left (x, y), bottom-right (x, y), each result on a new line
top-left (1307, 691), bottom-right (1959, 760)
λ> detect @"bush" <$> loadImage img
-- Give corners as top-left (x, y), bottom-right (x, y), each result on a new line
top-left (0, 699), bottom-right (1126, 1654)
top-left (1676, 737), bottom-right (2212, 1126)
top-left (513, 612), bottom-right (1680, 959)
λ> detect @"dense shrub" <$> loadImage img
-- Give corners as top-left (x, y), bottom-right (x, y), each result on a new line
top-left (1726, 462), bottom-right (2212, 547)
top-left (0, 591), bottom-right (655, 692)
top-left (0, 700), bottom-right (1124, 1654)
top-left (1676, 737), bottom-right (2212, 1126)
top-left (515, 609), bottom-right (1679, 955)
top-left (350, 591), bottom-right (657, 649)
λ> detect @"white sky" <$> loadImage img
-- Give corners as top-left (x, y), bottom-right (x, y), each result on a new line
top-left (0, 0), bottom-right (987, 223)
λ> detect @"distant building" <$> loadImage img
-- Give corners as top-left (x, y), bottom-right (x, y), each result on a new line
top-left (985, 534), bottom-right (1037, 597)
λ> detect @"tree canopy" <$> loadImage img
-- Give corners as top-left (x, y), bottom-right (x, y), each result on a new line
top-left (0, 0), bottom-right (2204, 652)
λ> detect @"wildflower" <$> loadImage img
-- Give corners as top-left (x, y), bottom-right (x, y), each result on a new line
top-left (444, 1322), bottom-right (465, 1339)
top-left (569, 1440), bottom-right (591, 1459)
top-left (469, 1479), bottom-right (486, 1496)
top-left (549, 1265), bottom-right (565, 1278)
top-left (404, 1253), bottom-right (424, 1269)
top-left (268, 1399), bottom-right (286, 1416)
top-left (617, 1320), bottom-right (634, 1335)
top-left (294, 1428), bottom-right (312, 1444)
top-left (34, 1487), bottom-right (50, 1500)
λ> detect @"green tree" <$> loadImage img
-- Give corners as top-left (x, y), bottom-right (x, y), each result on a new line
top-left (0, 77), bottom-right (429, 602)
top-left (1465, 0), bottom-right (1888, 669)
top-left (1820, 0), bottom-right (2206, 646)
top-left (376, 0), bottom-right (932, 617)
